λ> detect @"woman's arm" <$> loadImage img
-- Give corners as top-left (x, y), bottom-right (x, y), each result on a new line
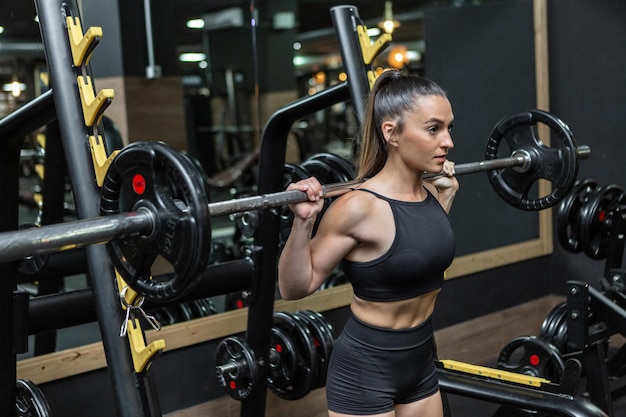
top-left (278, 178), bottom-right (359, 300)
top-left (424, 160), bottom-right (459, 214)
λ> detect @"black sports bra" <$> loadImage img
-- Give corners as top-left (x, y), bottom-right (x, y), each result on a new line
top-left (340, 188), bottom-right (455, 302)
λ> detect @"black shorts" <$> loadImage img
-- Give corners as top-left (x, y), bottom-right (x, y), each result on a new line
top-left (326, 312), bottom-right (439, 415)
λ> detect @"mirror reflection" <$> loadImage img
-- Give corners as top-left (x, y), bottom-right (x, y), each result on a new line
top-left (5, 0), bottom-right (532, 364)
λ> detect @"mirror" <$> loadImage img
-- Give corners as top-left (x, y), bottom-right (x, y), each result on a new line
top-left (15, 0), bottom-right (552, 384)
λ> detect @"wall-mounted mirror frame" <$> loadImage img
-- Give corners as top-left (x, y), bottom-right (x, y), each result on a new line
top-left (17, 0), bottom-right (552, 384)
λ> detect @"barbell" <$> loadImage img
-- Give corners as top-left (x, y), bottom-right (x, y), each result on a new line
top-left (1, 110), bottom-right (590, 301)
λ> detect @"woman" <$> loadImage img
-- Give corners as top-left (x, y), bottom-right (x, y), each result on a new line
top-left (278, 69), bottom-right (458, 417)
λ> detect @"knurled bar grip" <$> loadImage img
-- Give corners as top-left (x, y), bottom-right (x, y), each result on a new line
top-left (0, 210), bottom-right (155, 263)
top-left (0, 145), bottom-right (590, 264)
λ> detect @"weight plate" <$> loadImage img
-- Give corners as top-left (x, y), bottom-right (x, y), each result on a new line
top-left (279, 163), bottom-right (312, 249)
top-left (177, 302), bottom-right (195, 321)
top-left (301, 158), bottom-right (345, 184)
top-left (486, 110), bottom-right (579, 211)
top-left (271, 311), bottom-right (318, 400)
top-left (295, 310), bottom-right (334, 388)
top-left (16, 379), bottom-right (51, 417)
top-left (556, 179), bottom-right (601, 253)
top-left (310, 153), bottom-right (357, 182)
top-left (551, 309), bottom-right (569, 354)
top-left (215, 337), bottom-right (258, 400)
top-left (497, 335), bottom-right (565, 383)
top-left (101, 141), bottom-right (212, 302)
top-left (539, 302), bottom-right (568, 351)
top-left (267, 326), bottom-right (298, 390)
top-left (578, 184), bottom-right (625, 260)
top-left (191, 298), bottom-right (216, 318)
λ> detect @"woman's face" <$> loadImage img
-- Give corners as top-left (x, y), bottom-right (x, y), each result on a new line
top-left (384, 95), bottom-right (455, 174)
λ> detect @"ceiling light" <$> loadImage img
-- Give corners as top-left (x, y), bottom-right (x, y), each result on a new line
top-left (378, 1), bottom-right (400, 35)
top-left (0, 26), bottom-right (4, 34)
top-left (3, 81), bottom-right (27, 97)
top-left (179, 52), bottom-right (206, 62)
top-left (186, 18), bottom-right (204, 29)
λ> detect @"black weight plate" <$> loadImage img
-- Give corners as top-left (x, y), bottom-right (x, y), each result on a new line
top-left (310, 153), bottom-right (357, 182)
top-left (296, 310), bottom-right (334, 388)
top-left (539, 301), bottom-right (567, 343)
top-left (101, 141), bottom-right (212, 302)
top-left (16, 379), bottom-right (51, 417)
top-left (497, 335), bottom-right (565, 383)
top-left (267, 326), bottom-right (298, 390)
top-left (177, 302), bottom-right (195, 321)
top-left (279, 163), bottom-right (312, 249)
top-left (191, 298), bottom-right (217, 317)
top-left (271, 311), bottom-right (318, 400)
top-left (556, 179), bottom-right (601, 253)
top-left (160, 306), bottom-right (180, 325)
top-left (552, 309), bottom-right (569, 354)
top-left (301, 158), bottom-right (345, 184)
top-left (215, 337), bottom-right (257, 400)
top-left (578, 184), bottom-right (625, 260)
top-left (486, 110), bottom-right (579, 211)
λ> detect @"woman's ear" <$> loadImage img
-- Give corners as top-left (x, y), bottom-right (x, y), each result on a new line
top-left (381, 120), bottom-right (397, 146)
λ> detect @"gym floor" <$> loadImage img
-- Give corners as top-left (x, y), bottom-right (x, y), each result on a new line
top-left (166, 296), bottom-right (626, 417)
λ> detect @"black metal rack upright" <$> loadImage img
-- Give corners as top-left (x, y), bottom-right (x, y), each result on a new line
top-left (240, 6), bottom-right (381, 417)
top-left (29, 1), bottom-right (160, 416)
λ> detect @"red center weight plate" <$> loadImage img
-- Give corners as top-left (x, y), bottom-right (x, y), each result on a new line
top-left (100, 141), bottom-right (212, 302)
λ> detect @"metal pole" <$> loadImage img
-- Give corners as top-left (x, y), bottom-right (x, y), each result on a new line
top-left (330, 6), bottom-right (372, 125)
top-left (34, 1), bottom-right (159, 415)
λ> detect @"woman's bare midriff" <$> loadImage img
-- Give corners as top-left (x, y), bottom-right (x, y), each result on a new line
top-left (349, 288), bottom-right (441, 329)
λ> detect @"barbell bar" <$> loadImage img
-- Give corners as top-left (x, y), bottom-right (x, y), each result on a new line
top-left (1, 110), bottom-right (590, 301)
top-left (0, 145), bottom-right (590, 264)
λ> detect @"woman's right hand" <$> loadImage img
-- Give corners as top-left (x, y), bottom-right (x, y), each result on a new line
top-left (286, 177), bottom-right (325, 220)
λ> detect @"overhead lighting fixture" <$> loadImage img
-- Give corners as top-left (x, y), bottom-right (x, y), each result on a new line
top-left (0, 26), bottom-right (4, 34)
top-left (179, 52), bottom-right (206, 63)
top-left (387, 45), bottom-right (408, 69)
top-left (186, 18), bottom-right (204, 29)
top-left (378, 1), bottom-right (400, 35)
top-left (3, 81), bottom-right (27, 97)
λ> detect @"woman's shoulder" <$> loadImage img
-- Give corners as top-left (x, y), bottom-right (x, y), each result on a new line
top-left (325, 188), bottom-right (384, 223)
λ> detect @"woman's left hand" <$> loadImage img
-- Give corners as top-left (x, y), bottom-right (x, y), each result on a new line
top-left (426, 160), bottom-right (459, 213)
top-left (427, 160), bottom-right (459, 191)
